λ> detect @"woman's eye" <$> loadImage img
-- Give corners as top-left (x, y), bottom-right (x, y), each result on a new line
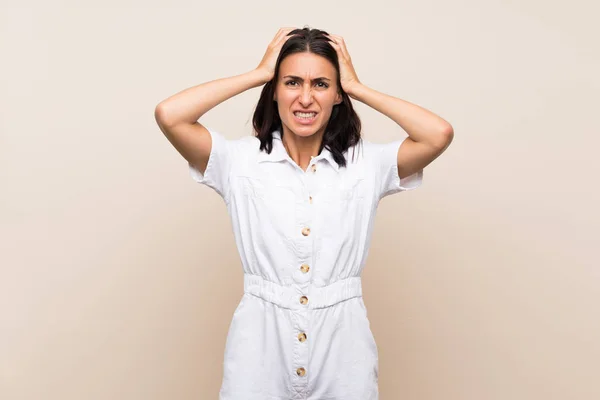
top-left (285, 81), bottom-right (328, 88)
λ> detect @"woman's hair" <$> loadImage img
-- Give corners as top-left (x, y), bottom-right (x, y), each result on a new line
top-left (252, 27), bottom-right (362, 169)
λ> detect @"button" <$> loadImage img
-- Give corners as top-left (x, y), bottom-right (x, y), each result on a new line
top-left (311, 164), bottom-right (317, 172)
top-left (298, 332), bottom-right (307, 342)
top-left (296, 367), bottom-right (306, 376)
top-left (299, 296), bottom-right (309, 305)
top-left (300, 264), bottom-right (310, 273)
top-left (301, 227), bottom-right (311, 236)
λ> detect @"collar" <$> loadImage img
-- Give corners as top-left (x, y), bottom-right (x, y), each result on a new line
top-left (257, 129), bottom-right (340, 172)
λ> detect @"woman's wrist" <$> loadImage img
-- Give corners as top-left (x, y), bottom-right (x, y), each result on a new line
top-left (251, 68), bottom-right (273, 86)
top-left (345, 81), bottom-right (364, 100)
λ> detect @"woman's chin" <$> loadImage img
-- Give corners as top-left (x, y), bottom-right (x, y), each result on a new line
top-left (291, 127), bottom-right (321, 138)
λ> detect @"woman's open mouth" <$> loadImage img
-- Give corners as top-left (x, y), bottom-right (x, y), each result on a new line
top-left (293, 111), bottom-right (318, 125)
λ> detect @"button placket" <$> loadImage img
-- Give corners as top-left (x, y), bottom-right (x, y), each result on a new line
top-left (292, 160), bottom-right (316, 390)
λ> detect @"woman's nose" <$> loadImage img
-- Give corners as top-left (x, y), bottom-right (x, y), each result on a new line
top-left (299, 87), bottom-right (313, 105)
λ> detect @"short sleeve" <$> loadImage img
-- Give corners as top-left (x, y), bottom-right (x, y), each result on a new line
top-left (369, 137), bottom-right (423, 200)
top-left (188, 127), bottom-right (238, 202)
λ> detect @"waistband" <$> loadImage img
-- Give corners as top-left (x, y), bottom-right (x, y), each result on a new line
top-left (243, 273), bottom-right (362, 310)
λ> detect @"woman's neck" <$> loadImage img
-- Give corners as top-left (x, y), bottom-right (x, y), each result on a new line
top-left (281, 126), bottom-right (323, 171)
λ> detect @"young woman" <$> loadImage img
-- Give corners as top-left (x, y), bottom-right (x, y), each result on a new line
top-left (155, 27), bottom-right (453, 400)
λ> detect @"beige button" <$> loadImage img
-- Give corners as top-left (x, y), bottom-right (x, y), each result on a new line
top-left (300, 264), bottom-right (310, 273)
top-left (299, 296), bottom-right (309, 305)
top-left (296, 367), bottom-right (306, 376)
top-left (311, 164), bottom-right (317, 172)
top-left (301, 227), bottom-right (311, 236)
top-left (298, 332), bottom-right (307, 342)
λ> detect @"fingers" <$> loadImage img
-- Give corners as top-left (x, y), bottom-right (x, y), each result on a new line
top-left (272, 27), bottom-right (297, 46)
top-left (325, 33), bottom-right (351, 61)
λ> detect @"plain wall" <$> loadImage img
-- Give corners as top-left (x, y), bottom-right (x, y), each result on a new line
top-left (1, 1), bottom-right (598, 399)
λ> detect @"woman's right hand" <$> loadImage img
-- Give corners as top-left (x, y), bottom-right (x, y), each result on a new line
top-left (255, 28), bottom-right (297, 83)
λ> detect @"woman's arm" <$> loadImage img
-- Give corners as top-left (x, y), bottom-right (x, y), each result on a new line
top-left (154, 28), bottom-right (295, 175)
top-left (349, 83), bottom-right (453, 180)
top-left (347, 83), bottom-right (453, 147)
top-left (326, 33), bottom-right (454, 180)
top-left (154, 70), bottom-right (269, 174)
top-left (154, 69), bottom-right (269, 127)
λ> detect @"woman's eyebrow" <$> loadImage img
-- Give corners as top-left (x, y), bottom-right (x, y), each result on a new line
top-left (283, 75), bottom-right (331, 82)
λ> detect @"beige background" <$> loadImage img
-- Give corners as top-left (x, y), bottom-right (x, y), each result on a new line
top-left (1, 1), bottom-right (598, 399)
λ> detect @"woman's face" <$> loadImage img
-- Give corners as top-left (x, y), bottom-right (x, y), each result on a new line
top-left (274, 52), bottom-right (342, 139)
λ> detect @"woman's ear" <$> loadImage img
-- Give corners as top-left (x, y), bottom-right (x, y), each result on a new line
top-left (335, 92), bottom-right (342, 105)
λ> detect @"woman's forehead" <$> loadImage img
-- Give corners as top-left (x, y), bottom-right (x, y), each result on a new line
top-left (280, 53), bottom-right (336, 78)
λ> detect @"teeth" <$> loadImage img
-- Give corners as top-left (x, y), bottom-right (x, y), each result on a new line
top-left (294, 112), bottom-right (316, 118)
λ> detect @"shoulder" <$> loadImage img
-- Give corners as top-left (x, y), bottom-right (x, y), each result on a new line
top-left (359, 136), bottom-right (396, 154)
top-left (222, 133), bottom-right (260, 156)
top-left (345, 137), bottom-right (382, 167)
top-left (226, 134), bottom-right (265, 172)
top-left (238, 135), bottom-right (264, 157)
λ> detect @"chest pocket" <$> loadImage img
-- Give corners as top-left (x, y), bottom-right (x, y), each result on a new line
top-left (339, 175), bottom-right (367, 201)
top-left (321, 168), bottom-right (367, 203)
top-left (318, 168), bottom-right (369, 238)
top-left (232, 172), bottom-right (298, 238)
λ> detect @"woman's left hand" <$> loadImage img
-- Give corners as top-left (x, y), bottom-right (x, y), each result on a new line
top-left (326, 33), bottom-right (361, 95)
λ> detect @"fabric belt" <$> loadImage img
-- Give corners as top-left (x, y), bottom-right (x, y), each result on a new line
top-left (243, 273), bottom-right (362, 310)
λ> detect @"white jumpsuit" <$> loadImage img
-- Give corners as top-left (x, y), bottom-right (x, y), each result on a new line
top-left (189, 128), bottom-right (423, 400)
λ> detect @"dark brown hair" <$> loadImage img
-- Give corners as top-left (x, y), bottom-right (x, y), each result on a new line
top-left (252, 27), bottom-right (362, 169)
